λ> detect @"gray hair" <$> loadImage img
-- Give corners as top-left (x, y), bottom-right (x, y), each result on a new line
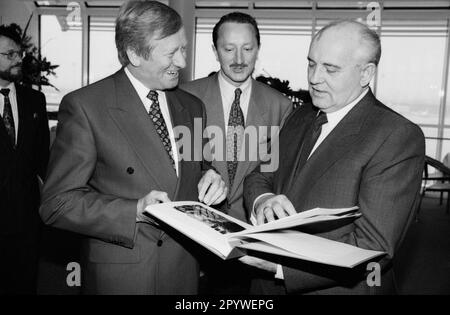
top-left (313, 19), bottom-right (381, 66)
top-left (115, 0), bottom-right (183, 66)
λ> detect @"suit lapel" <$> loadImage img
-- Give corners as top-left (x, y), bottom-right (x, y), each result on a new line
top-left (108, 69), bottom-right (177, 196)
top-left (203, 74), bottom-right (229, 187)
top-left (286, 92), bottom-right (375, 200)
top-left (281, 108), bottom-right (316, 190)
top-left (166, 90), bottom-right (191, 199)
top-left (0, 107), bottom-right (11, 150)
top-left (229, 80), bottom-right (269, 200)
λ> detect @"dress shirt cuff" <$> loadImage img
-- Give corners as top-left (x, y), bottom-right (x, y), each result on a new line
top-left (275, 264), bottom-right (284, 280)
top-left (250, 193), bottom-right (276, 225)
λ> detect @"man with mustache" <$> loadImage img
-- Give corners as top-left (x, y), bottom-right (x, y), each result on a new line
top-left (183, 12), bottom-right (292, 224)
top-left (0, 24), bottom-right (50, 294)
top-left (40, 0), bottom-right (226, 294)
top-left (242, 20), bottom-right (425, 294)
top-left (181, 12), bottom-right (292, 294)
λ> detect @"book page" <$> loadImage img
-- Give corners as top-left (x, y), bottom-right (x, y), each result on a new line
top-left (230, 206), bottom-right (360, 236)
top-left (237, 230), bottom-right (384, 268)
top-left (145, 201), bottom-right (372, 266)
top-left (145, 201), bottom-right (251, 259)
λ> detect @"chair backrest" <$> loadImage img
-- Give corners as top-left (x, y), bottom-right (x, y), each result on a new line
top-left (443, 153), bottom-right (450, 168)
top-left (423, 155), bottom-right (450, 180)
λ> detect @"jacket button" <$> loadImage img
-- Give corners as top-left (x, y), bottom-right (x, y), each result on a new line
top-left (157, 240), bottom-right (163, 247)
top-left (126, 167), bottom-right (134, 174)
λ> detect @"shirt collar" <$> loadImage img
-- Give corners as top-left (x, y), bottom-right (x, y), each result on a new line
top-left (124, 67), bottom-right (162, 100)
top-left (324, 88), bottom-right (369, 123)
top-left (0, 82), bottom-right (15, 94)
top-left (218, 70), bottom-right (252, 96)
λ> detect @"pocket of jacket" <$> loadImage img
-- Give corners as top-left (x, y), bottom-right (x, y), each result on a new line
top-left (87, 239), bottom-right (140, 264)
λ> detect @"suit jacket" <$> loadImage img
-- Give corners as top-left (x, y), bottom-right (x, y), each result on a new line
top-left (40, 69), bottom-right (210, 294)
top-left (181, 73), bottom-right (292, 222)
top-left (244, 90), bottom-right (425, 294)
top-left (0, 84), bottom-right (49, 236)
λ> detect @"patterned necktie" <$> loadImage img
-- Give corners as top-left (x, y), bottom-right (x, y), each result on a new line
top-left (147, 90), bottom-right (175, 170)
top-left (0, 88), bottom-right (16, 148)
top-left (226, 88), bottom-right (244, 186)
top-left (294, 111), bottom-right (328, 174)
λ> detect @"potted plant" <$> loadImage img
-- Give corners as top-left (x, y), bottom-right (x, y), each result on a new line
top-left (255, 75), bottom-right (311, 108)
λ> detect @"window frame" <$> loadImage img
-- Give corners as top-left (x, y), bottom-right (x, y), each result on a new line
top-left (32, 0), bottom-right (450, 160)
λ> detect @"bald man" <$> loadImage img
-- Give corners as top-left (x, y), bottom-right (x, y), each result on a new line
top-left (241, 20), bottom-right (425, 294)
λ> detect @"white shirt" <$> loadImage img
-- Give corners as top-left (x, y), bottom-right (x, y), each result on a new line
top-left (309, 88), bottom-right (369, 158)
top-left (124, 67), bottom-right (179, 176)
top-left (0, 82), bottom-right (19, 144)
top-left (251, 88), bottom-right (370, 280)
top-left (217, 70), bottom-right (252, 131)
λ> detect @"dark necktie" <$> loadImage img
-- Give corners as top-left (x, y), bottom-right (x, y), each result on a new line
top-left (294, 111), bottom-right (328, 174)
top-left (1, 88), bottom-right (16, 148)
top-left (226, 88), bottom-right (244, 186)
top-left (147, 90), bottom-right (175, 170)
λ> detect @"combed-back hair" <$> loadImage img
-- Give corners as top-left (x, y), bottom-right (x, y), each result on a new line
top-left (115, 0), bottom-right (183, 66)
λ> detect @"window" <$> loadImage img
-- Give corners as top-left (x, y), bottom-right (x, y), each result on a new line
top-left (89, 16), bottom-right (121, 84)
top-left (40, 14), bottom-right (82, 107)
top-left (424, 127), bottom-right (439, 159)
top-left (34, 1), bottom-right (450, 161)
top-left (376, 21), bottom-right (449, 158)
top-left (377, 21), bottom-right (447, 126)
top-left (442, 40), bottom-right (450, 159)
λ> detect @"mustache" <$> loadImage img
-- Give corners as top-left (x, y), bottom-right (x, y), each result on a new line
top-left (230, 63), bottom-right (248, 68)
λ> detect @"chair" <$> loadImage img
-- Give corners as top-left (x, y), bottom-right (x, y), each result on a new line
top-left (418, 155), bottom-right (450, 216)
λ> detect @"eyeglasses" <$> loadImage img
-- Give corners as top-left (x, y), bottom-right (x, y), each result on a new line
top-left (0, 50), bottom-right (25, 60)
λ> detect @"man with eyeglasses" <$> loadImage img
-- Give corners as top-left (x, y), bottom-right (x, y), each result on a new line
top-left (0, 50), bottom-right (24, 60)
top-left (0, 24), bottom-right (50, 295)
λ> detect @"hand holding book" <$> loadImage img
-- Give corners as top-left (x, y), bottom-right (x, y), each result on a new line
top-left (145, 201), bottom-right (384, 268)
top-left (254, 194), bottom-right (297, 224)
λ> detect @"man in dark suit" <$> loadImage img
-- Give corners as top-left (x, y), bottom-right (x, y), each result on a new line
top-left (0, 25), bottom-right (50, 294)
top-left (40, 1), bottom-right (226, 295)
top-left (182, 12), bottom-right (292, 224)
top-left (181, 12), bottom-right (292, 294)
top-left (242, 20), bottom-right (425, 294)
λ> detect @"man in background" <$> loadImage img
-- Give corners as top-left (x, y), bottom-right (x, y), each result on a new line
top-left (40, 0), bottom-right (226, 295)
top-left (182, 11), bottom-right (291, 223)
top-left (0, 24), bottom-right (50, 294)
top-left (181, 12), bottom-right (292, 294)
top-left (242, 20), bottom-right (425, 294)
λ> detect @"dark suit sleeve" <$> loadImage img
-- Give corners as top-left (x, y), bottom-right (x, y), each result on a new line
top-left (279, 98), bottom-right (293, 129)
top-left (242, 95), bottom-right (293, 217)
top-left (40, 95), bottom-right (137, 248)
top-left (243, 101), bottom-right (293, 212)
top-left (282, 123), bottom-right (425, 293)
top-left (36, 92), bottom-right (50, 179)
top-left (243, 166), bottom-right (275, 211)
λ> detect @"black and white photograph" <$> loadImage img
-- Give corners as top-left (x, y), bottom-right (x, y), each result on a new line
top-left (174, 203), bottom-right (246, 234)
top-left (0, 0), bottom-right (449, 299)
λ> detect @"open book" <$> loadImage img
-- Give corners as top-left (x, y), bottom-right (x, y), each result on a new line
top-left (144, 201), bottom-right (384, 268)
